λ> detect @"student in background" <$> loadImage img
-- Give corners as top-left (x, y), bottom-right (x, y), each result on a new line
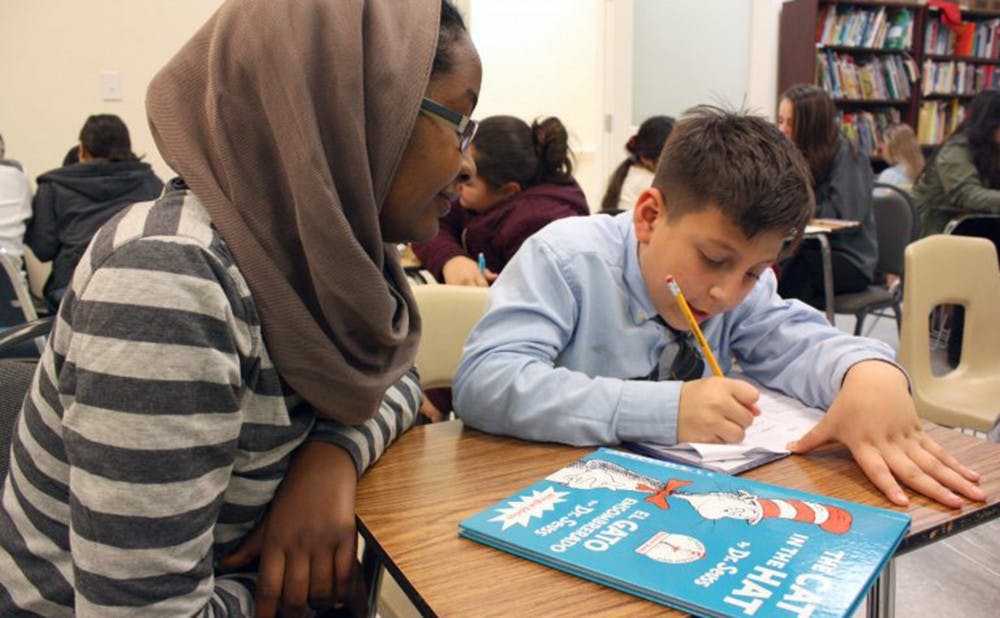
top-left (911, 88), bottom-right (1000, 367)
top-left (26, 114), bottom-right (164, 311)
top-left (412, 115), bottom-right (588, 287)
top-left (61, 144), bottom-right (79, 166)
top-left (912, 88), bottom-right (1000, 236)
top-left (775, 84), bottom-right (878, 309)
top-left (600, 115), bottom-right (675, 214)
top-left (0, 133), bottom-right (32, 263)
top-left (454, 107), bottom-right (983, 511)
top-left (877, 123), bottom-right (924, 191)
top-left (0, 0), bottom-right (481, 616)
top-left (0, 133), bottom-right (24, 171)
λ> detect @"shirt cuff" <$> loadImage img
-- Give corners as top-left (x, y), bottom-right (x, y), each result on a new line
top-left (614, 379), bottom-right (683, 445)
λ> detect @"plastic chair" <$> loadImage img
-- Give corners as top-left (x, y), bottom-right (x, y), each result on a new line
top-left (0, 251), bottom-right (45, 357)
top-left (832, 188), bottom-right (914, 335)
top-left (873, 182), bottom-right (921, 241)
top-left (940, 214), bottom-right (1000, 367)
top-left (411, 284), bottom-right (489, 389)
top-left (897, 235), bottom-right (1000, 433)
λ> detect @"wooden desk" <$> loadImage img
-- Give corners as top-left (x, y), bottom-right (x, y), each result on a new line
top-left (356, 421), bottom-right (999, 617)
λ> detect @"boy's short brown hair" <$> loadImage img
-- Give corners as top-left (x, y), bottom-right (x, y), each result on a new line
top-left (652, 106), bottom-right (814, 249)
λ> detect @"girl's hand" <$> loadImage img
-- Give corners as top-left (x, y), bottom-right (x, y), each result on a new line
top-left (219, 441), bottom-right (366, 617)
top-left (789, 360), bottom-right (984, 508)
top-left (442, 255), bottom-right (495, 287)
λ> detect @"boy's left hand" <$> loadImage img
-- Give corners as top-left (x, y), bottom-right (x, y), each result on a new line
top-left (219, 441), bottom-right (366, 617)
top-left (788, 360), bottom-right (985, 508)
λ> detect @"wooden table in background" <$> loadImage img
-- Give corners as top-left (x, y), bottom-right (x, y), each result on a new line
top-left (356, 421), bottom-right (1000, 617)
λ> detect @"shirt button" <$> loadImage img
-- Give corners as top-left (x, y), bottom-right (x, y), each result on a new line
top-left (636, 311), bottom-right (647, 321)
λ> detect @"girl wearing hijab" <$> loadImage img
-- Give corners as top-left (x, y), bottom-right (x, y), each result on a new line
top-left (0, 1), bottom-right (481, 616)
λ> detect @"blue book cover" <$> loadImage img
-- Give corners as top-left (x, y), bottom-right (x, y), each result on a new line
top-left (459, 448), bottom-right (909, 618)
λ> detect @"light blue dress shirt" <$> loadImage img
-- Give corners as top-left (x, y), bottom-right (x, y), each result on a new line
top-left (453, 212), bottom-right (896, 446)
top-left (876, 164), bottom-right (913, 191)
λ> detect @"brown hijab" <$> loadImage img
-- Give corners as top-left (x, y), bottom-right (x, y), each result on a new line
top-left (146, 0), bottom-right (435, 423)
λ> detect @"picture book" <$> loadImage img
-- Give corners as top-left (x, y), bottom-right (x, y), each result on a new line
top-left (460, 448), bottom-right (910, 618)
top-left (625, 385), bottom-right (824, 474)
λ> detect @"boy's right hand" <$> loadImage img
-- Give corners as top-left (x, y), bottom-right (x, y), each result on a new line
top-left (442, 255), bottom-right (497, 287)
top-left (676, 377), bottom-right (760, 443)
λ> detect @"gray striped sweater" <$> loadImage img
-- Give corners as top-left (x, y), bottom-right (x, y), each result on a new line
top-left (0, 189), bottom-right (420, 616)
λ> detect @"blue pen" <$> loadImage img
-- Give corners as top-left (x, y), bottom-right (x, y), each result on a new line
top-left (477, 252), bottom-right (486, 274)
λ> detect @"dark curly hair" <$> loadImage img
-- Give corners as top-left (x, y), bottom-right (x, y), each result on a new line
top-left (471, 115), bottom-right (574, 189)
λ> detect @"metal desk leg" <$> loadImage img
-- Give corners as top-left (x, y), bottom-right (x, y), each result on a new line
top-left (361, 537), bottom-right (384, 618)
top-left (866, 558), bottom-right (896, 618)
top-left (817, 233), bottom-right (835, 324)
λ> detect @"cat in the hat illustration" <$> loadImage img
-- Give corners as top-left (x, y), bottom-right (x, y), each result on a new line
top-left (547, 458), bottom-right (852, 534)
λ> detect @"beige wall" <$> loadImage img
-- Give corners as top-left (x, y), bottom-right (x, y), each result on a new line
top-left (0, 1), bottom-right (224, 184)
top-left (0, 0), bottom-right (783, 291)
top-left (468, 0), bottom-right (603, 209)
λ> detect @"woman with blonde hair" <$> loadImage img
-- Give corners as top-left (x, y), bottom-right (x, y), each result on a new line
top-left (877, 123), bottom-right (924, 190)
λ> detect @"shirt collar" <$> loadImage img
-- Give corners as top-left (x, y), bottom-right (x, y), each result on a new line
top-left (617, 213), bottom-right (660, 326)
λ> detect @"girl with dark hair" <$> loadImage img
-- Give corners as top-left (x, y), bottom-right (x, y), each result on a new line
top-left (26, 113), bottom-right (164, 310)
top-left (775, 84), bottom-right (878, 310)
top-left (600, 115), bottom-right (675, 213)
top-left (2, 0), bottom-right (481, 615)
top-left (912, 88), bottom-right (1000, 236)
top-left (912, 88), bottom-right (1000, 368)
top-left (413, 114), bottom-right (589, 286)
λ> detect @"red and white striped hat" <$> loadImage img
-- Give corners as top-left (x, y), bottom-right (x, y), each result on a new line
top-left (753, 498), bottom-right (853, 535)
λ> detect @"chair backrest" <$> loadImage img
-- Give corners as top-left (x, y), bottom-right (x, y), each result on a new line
top-left (0, 251), bottom-right (45, 357)
top-left (943, 214), bottom-right (1000, 253)
top-left (412, 284), bottom-right (489, 389)
top-left (871, 189), bottom-right (913, 278)
top-left (0, 359), bottom-right (37, 479)
top-left (0, 251), bottom-right (38, 328)
top-left (898, 235), bottom-right (1000, 385)
top-left (873, 182), bottom-right (920, 241)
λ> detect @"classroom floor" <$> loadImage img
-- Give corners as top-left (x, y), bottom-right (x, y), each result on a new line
top-left (374, 314), bottom-right (1000, 618)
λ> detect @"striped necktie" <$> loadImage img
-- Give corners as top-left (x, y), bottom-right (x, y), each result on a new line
top-left (653, 318), bottom-right (705, 382)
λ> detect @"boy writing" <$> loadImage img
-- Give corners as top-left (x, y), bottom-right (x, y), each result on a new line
top-left (453, 107), bottom-right (983, 509)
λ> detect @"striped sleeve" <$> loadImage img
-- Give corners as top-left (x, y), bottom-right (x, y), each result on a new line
top-left (307, 367), bottom-right (421, 477)
top-left (62, 237), bottom-right (255, 616)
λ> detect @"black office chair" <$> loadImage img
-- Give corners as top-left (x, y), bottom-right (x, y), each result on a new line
top-left (873, 182), bottom-right (920, 241)
top-left (832, 187), bottom-right (914, 335)
top-left (0, 358), bottom-right (37, 479)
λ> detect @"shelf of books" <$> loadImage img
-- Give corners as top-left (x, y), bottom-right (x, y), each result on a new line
top-left (813, 1), bottom-right (922, 156)
top-left (918, 7), bottom-right (1000, 144)
top-left (781, 0), bottom-right (1000, 157)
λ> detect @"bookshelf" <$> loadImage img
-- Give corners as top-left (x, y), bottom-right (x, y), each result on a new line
top-left (919, 6), bottom-right (1000, 143)
top-left (779, 0), bottom-right (1000, 157)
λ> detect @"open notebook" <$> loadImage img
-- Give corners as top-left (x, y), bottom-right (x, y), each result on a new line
top-left (626, 385), bottom-right (824, 474)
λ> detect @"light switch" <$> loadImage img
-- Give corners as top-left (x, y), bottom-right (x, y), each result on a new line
top-left (101, 71), bottom-right (122, 101)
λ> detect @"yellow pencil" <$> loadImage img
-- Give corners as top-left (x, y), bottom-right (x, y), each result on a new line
top-left (665, 275), bottom-right (723, 377)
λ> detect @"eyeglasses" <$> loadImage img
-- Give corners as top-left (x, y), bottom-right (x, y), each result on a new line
top-left (420, 97), bottom-right (478, 152)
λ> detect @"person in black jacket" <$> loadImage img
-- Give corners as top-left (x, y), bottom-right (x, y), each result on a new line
top-left (26, 114), bottom-right (163, 310)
